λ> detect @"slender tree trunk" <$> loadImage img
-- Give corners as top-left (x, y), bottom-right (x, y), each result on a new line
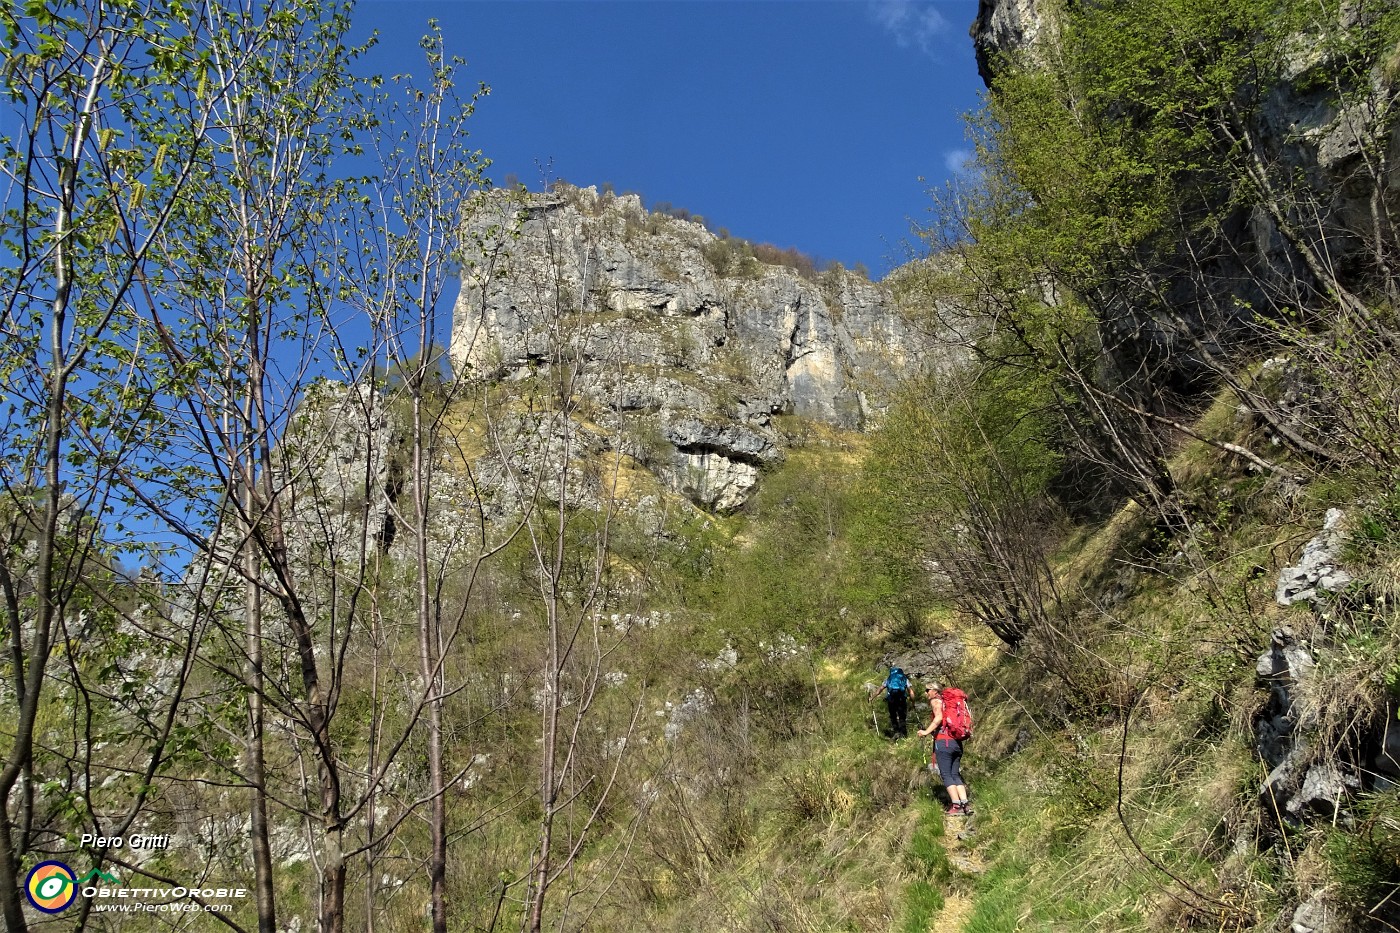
top-left (528, 406), bottom-right (572, 933)
top-left (528, 587), bottom-right (561, 933)
top-left (239, 259), bottom-right (279, 933)
top-left (319, 827), bottom-right (346, 933)
top-left (0, 441), bottom-right (61, 933)
top-left (365, 568), bottom-right (384, 933)
top-left (413, 390), bottom-right (449, 933)
top-left (0, 122), bottom-right (84, 933)
top-left (257, 439), bottom-right (346, 932)
top-left (245, 493), bottom-right (277, 932)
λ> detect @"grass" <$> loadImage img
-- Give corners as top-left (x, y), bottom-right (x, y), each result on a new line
top-left (905, 799), bottom-right (951, 881)
top-left (899, 799), bottom-right (954, 932)
top-left (1322, 789), bottom-right (1400, 921)
top-left (939, 613), bottom-right (1284, 932)
top-left (902, 880), bottom-right (946, 933)
top-left (962, 858), bottom-right (1036, 933)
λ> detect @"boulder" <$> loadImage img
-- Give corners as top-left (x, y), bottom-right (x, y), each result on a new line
top-left (1276, 509), bottom-right (1352, 606)
top-left (1290, 761), bottom-right (1358, 819)
top-left (1291, 890), bottom-right (1345, 933)
top-left (895, 635), bottom-right (967, 683)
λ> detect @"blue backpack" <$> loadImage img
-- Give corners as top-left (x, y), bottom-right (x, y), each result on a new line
top-left (885, 667), bottom-right (908, 694)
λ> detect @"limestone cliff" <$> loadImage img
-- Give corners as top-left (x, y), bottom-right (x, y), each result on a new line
top-left (971, 0), bottom-right (1044, 87)
top-left (449, 185), bottom-right (927, 511)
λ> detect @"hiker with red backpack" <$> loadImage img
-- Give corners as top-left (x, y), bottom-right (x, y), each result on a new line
top-left (918, 681), bottom-right (973, 814)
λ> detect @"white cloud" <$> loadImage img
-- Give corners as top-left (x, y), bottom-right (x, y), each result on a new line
top-left (943, 148), bottom-right (973, 175)
top-left (868, 1), bottom-right (951, 56)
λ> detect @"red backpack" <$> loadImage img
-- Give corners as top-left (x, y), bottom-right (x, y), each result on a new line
top-left (941, 688), bottom-right (973, 741)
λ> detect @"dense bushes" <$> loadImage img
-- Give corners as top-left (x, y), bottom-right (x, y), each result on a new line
top-left (866, 366), bottom-right (1064, 647)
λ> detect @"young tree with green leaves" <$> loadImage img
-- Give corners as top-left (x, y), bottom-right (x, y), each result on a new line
top-left (0, 2), bottom-right (252, 928)
top-left (340, 24), bottom-right (521, 931)
top-left (868, 366), bottom-right (1063, 648)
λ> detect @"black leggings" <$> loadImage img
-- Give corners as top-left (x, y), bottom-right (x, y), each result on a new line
top-left (934, 737), bottom-right (964, 786)
top-left (886, 692), bottom-right (908, 736)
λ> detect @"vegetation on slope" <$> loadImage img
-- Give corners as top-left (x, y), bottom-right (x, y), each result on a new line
top-left (843, 0), bottom-right (1400, 929)
top-left (4, 0), bottom-right (1400, 930)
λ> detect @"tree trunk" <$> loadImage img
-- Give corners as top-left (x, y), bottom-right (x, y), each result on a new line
top-left (413, 390), bottom-right (450, 933)
top-left (245, 512), bottom-right (277, 932)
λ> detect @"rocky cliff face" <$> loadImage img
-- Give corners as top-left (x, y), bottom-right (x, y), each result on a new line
top-left (449, 186), bottom-right (927, 511)
top-left (971, 0), bottom-right (1044, 87)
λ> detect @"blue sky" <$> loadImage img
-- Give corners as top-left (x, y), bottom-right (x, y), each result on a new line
top-left (355, 0), bottom-right (986, 277)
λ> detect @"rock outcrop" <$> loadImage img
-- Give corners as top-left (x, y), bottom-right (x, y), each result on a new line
top-left (449, 186), bottom-right (926, 510)
top-left (1255, 626), bottom-right (1361, 823)
top-left (279, 380), bottom-right (403, 553)
top-left (1276, 508), bottom-right (1353, 606)
top-left (1256, 508), bottom-right (1370, 830)
top-left (971, 0), bottom-right (1044, 86)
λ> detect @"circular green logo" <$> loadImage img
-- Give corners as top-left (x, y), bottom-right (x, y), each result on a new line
top-left (25, 861), bottom-right (76, 913)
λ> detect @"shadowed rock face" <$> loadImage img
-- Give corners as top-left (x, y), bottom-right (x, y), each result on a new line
top-left (971, 0), bottom-right (1044, 86)
top-left (449, 186), bottom-right (925, 511)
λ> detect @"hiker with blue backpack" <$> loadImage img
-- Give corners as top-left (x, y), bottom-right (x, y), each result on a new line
top-left (918, 681), bottom-right (973, 815)
top-left (870, 665), bottom-right (914, 739)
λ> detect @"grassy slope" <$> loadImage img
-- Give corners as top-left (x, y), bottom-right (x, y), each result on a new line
top-left (574, 392), bottom-right (1398, 933)
top-left (378, 386), bottom-right (1397, 933)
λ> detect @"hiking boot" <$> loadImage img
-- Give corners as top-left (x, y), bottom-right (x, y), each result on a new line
top-left (948, 803), bottom-right (966, 816)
